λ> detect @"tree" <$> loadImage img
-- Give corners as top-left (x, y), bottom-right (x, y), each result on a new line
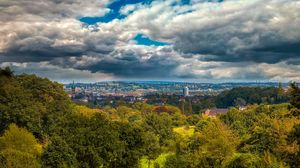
top-left (143, 113), bottom-right (173, 145)
top-left (179, 101), bottom-right (185, 114)
top-left (286, 124), bottom-right (300, 167)
top-left (224, 153), bottom-right (262, 168)
top-left (288, 82), bottom-right (300, 116)
top-left (142, 131), bottom-right (161, 168)
top-left (186, 100), bottom-right (193, 116)
top-left (165, 154), bottom-right (188, 168)
top-left (277, 82), bottom-right (285, 98)
top-left (0, 67), bottom-right (13, 78)
top-left (41, 135), bottom-right (77, 168)
top-left (0, 124), bottom-right (41, 168)
top-left (190, 119), bottom-right (239, 167)
top-left (186, 114), bottom-right (201, 125)
top-left (168, 119), bottom-right (239, 168)
top-left (114, 122), bottom-right (145, 168)
top-left (0, 73), bottom-right (74, 139)
top-left (234, 97), bottom-right (246, 108)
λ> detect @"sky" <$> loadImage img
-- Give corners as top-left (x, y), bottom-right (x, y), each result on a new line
top-left (0, 0), bottom-right (300, 83)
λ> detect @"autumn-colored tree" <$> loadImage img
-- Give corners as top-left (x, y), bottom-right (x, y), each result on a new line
top-left (0, 124), bottom-right (41, 168)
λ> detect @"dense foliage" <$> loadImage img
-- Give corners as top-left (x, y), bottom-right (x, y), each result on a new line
top-left (0, 67), bottom-right (299, 168)
top-left (123, 86), bottom-right (288, 114)
top-left (215, 86), bottom-right (288, 108)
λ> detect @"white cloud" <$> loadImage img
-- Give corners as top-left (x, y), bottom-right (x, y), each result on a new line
top-left (119, 0), bottom-right (300, 63)
top-left (0, 0), bottom-right (111, 21)
top-left (0, 62), bottom-right (115, 83)
top-left (0, 0), bottom-right (299, 81)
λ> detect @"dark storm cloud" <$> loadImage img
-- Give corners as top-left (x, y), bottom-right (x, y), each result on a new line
top-left (2, 36), bottom-right (85, 61)
top-left (253, 41), bottom-right (300, 55)
top-left (125, 0), bottom-right (300, 64)
top-left (53, 45), bottom-right (182, 79)
top-left (0, 21), bottom-right (117, 62)
top-left (86, 56), bottom-right (179, 78)
top-left (170, 0), bottom-right (300, 64)
top-left (1, 36), bottom-right (116, 62)
top-left (174, 33), bottom-right (300, 64)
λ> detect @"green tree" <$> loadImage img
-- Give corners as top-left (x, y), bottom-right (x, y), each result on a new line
top-left (0, 67), bottom-right (13, 78)
top-left (286, 124), bottom-right (300, 167)
top-left (189, 119), bottom-right (239, 167)
top-left (288, 82), bottom-right (300, 116)
top-left (186, 100), bottom-right (193, 116)
top-left (164, 154), bottom-right (188, 168)
top-left (168, 119), bottom-right (239, 168)
top-left (186, 114), bottom-right (201, 125)
top-left (142, 131), bottom-right (161, 168)
top-left (115, 122), bottom-right (145, 168)
top-left (0, 124), bottom-right (41, 168)
top-left (41, 135), bottom-right (77, 168)
top-left (234, 97), bottom-right (246, 108)
top-left (143, 113), bottom-right (173, 145)
top-left (224, 153), bottom-right (262, 168)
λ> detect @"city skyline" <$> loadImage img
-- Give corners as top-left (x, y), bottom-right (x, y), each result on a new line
top-left (1, 0), bottom-right (300, 82)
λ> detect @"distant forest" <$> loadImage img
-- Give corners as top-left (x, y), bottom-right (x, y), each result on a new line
top-left (0, 67), bottom-right (299, 168)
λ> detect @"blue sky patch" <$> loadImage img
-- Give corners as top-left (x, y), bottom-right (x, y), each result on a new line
top-left (80, 0), bottom-right (153, 24)
top-left (181, 0), bottom-right (190, 5)
top-left (134, 34), bottom-right (169, 46)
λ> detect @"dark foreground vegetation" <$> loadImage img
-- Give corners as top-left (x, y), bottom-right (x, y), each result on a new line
top-left (0, 67), bottom-right (299, 168)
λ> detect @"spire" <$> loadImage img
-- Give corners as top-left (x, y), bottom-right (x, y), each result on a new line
top-left (71, 80), bottom-right (76, 99)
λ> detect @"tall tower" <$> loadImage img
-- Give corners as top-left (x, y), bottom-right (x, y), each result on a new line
top-left (71, 81), bottom-right (76, 99)
top-left (183, 86), bottom-right (189, 97)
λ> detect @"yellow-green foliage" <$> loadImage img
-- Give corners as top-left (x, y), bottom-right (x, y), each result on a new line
top-left (195, 119), bottom-right (239, 162)
top-left (173, 126), bottom-right (195, 138)
top-left (152, 105), bottom-right (182, 115)
top-left (1, 72), bottom-right (299, 167)
top-left (139, 152), bottom-right (173, 168)
top-left (102, 106), bottom-right (142, 122)
top-left (75, 105), bottom-right (103, 117)
top-left (0, 124), bottom-right (41, 168)
top-left (220, 103), bottom-right (300, 167)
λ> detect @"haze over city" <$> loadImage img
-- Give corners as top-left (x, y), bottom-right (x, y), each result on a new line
top-left (1, 0), bottom-right (299, 83)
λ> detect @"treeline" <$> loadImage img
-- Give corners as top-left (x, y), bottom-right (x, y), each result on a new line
top-left (0, 68), bottom-right (192, 167)
top-left (143, 86), bottom-right (288, 114)
top-left (0, 67), bottom-right (299, 168)
top-left (215, 86), bottom-right (288, 108)
top-left (166, 102), bottom-right (300, 168)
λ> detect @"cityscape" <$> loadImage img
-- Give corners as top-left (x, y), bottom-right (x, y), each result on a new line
top-left (1, 0), bottom-right (300, 167)
top-left (65, 81), bottom-right (288, 105)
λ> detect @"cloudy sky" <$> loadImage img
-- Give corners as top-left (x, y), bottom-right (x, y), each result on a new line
top-left (0, 0), bottom-right (299, 83)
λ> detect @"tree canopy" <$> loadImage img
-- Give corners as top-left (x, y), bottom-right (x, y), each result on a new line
top-left (0, 69), bottom-right (299, 167)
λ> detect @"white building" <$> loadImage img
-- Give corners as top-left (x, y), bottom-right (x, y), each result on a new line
top-left (183, 86), bottom-right (189, 97)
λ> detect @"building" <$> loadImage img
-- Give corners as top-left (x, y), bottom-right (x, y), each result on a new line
top-left (71, 81), bottom-right (76, 99)
top-left (239, 106), bottom-right (247, 111)
top-left (204, 108), bottom-right (228, 117)
top-left (183, 86), bottom-right (189, 97)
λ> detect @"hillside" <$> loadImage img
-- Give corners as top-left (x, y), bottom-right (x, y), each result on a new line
top-left (0, 69), bottom-right (299, 168)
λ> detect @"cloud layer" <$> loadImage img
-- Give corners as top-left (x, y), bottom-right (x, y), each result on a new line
top-left (0, 0), bottom-right (299, 82)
